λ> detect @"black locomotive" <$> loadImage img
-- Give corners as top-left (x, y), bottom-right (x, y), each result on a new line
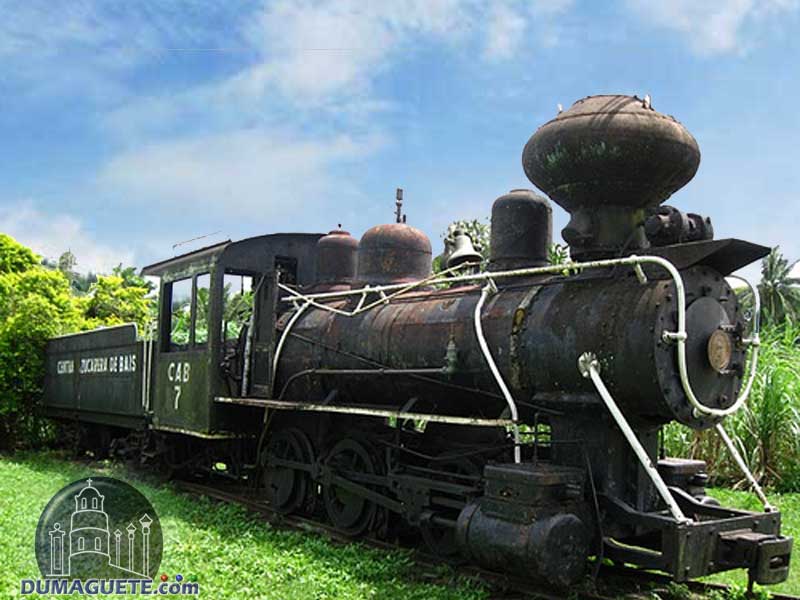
top-left (44, 95), bottom-right (791, 588)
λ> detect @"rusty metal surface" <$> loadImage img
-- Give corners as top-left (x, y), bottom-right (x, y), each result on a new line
top-left (356, 223), bottom-right (432, 285)
top-left (523, 95), bottom-right (701, 212)
top-left (140, 240), bottom-right (231, 279)
top-left (602, 488), bottom-right (789, 584)
top-left (313, 229), bottom-right (358, 291)
top-left (175, 478), bottom-right (800, 599)
top-left (522, 95), bottom-right (701, 258)
top-left (276, 263), bottom-right (745, 429)
top-left (645, 205), bottom-right (714, 246)
top-left (146, 233), bottom-right (322, 436)
top-left (489, 189), bottom-right (552, 270)
top-left (644, 237), bottom-right (770, 275)
top-left (457, 502), bottom-right (590, 587)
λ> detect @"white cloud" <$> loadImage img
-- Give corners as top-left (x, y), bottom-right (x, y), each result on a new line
top-left (238, 0), bottom-right (575, 101)
top-left (2, 0), bottom-right (576, 251)
top-left (0, 204), bottom-right (133, 274)
top-left (0, 1), bottom-right (241, 64)
top-left (102, 0), bottom-right (572, 135)
top-left (482, 0), bottom-right (573, 59)
top-left (484, 5), bottom-right (528, 60)
top-left (223, 0), bottom-right (473, 105)
top-left (94, 1), bottom-right (575, 219)
top-left (626, 0), bottom-right (799, 55)
top-left (96, 128), bottom-right (385, 214)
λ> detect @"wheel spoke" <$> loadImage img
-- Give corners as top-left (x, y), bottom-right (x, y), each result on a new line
top-left (322, 439), bottom-right (379, 537)
top-left (261, 428), bottom-right (314, 515)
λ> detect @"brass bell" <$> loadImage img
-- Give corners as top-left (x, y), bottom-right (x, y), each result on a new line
top-left (446, 229), bottom-right (482, 269)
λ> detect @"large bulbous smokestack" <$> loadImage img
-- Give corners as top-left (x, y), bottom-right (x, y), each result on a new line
top-left (522, 95), bottom-right (700, 259)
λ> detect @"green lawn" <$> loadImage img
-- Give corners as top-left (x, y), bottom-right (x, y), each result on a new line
top-left (703, 488), bottom-right (800, 597)
top-left (0, 451), bottom-right (486, 599)
top-left (1, 452), bottom-right (797, 599)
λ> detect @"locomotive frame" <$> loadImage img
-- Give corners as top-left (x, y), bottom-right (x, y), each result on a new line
top-left (42, 94), bottom-right (793, 589)
top-left (43, 238), bottom-right (791, 587)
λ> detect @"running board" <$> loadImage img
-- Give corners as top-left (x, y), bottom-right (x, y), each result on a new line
top-left (214, 397), bottom-right (513, 428)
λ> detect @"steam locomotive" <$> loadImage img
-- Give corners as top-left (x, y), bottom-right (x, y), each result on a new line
top-left (44, 95), bottom-right (792, 588)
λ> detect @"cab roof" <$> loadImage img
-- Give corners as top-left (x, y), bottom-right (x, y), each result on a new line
top-left (140, 233), bottom-right (325, 285)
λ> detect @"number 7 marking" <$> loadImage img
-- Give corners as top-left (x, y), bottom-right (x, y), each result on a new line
top-left (174, 385), bottom-right (181, 410)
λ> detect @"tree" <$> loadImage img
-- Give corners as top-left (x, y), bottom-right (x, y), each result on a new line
top-left (43, 250), bottom-right (98, 295)
top-left (40, 256), bottom-right (58, 270)
top-left (82, 274), bottom-right (154, 332)
top-left (0, 233), bottom-right (39, 274)
top-left (112, 263), bottom-right (155, 293)
top-left (0, 237), bottom-right (82, 448)
top-left (547, 243), bottom-right (571, 265)
top-left (743, 247), bottom-right (800, 326)
top-left (58, 250), bottom-right (77, 282)
top-left (0, 238), bottom-right (157, 447)
top-left (71, 271), bottom-right (98, 295)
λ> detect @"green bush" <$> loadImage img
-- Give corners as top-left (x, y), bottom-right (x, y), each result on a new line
top-left (82, 274), bottom-right (153, 331)
top-left (0, 233), bottom-right (39, 274)
top-left (0, 240), bottom-right (83, 448)
top-left (0, 235), bottom-right (155, 448)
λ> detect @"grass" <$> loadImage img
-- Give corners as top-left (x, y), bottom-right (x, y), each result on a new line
top-left (0, 451), bottom-right (487, 599)
top-left (3, 452), bottom-right (799, 599)
top-left (702, 487), bottom-right (800, 597)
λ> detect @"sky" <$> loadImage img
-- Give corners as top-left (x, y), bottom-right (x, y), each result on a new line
top-left (0, 0), bottom-right (798, 282)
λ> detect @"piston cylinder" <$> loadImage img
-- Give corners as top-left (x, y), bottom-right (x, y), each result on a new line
top-left (455, 503), bottom-right (589, 587)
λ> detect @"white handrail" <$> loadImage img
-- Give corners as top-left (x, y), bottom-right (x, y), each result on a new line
top-left (723, 274), bottom-right (761, 413)
top-left (276, 261), bottom-right (474, 317)
top-left (579, 352), bottom-right (689, 523)
top-left (474, 280), bottom-right (521, 463)
top-left (270, 301), bottom-right (311, 398)
top-left (274, 254), bottom-right (761, 420)
top-left (715, 422), bottom-right (774, 512)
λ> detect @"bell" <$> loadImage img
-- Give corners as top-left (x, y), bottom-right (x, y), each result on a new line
top-left (446, 229), bottom-right (483, 269)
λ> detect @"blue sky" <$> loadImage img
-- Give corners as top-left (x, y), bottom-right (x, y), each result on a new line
top-left (0, 0), bottom-right (798, 282)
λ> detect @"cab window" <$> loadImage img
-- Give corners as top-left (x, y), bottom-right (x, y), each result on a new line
top-left (222, 273), bottom-right (254, 341)
top-left (194, 273), bottom-right (210, 345)
top-left (166, 273), bottom-right (210, 351)
top-left (169, 278), bottom-right (192, 351)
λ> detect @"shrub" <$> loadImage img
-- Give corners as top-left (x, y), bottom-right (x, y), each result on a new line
top-left (82, 274), bottom-right (153, 331)
top-left (0, 233), bottom-right (39, 275)
top-left (0, 235), bottom-right (158, 448)
top-left (0, 246), bottom-right (83, 448)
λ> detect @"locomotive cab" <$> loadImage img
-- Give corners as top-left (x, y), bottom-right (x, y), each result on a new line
top-left (140, 233), bottom-right (322, 438)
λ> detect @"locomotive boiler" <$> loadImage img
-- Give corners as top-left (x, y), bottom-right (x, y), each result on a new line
top-left (43, 95), bottom-right (791, 589)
